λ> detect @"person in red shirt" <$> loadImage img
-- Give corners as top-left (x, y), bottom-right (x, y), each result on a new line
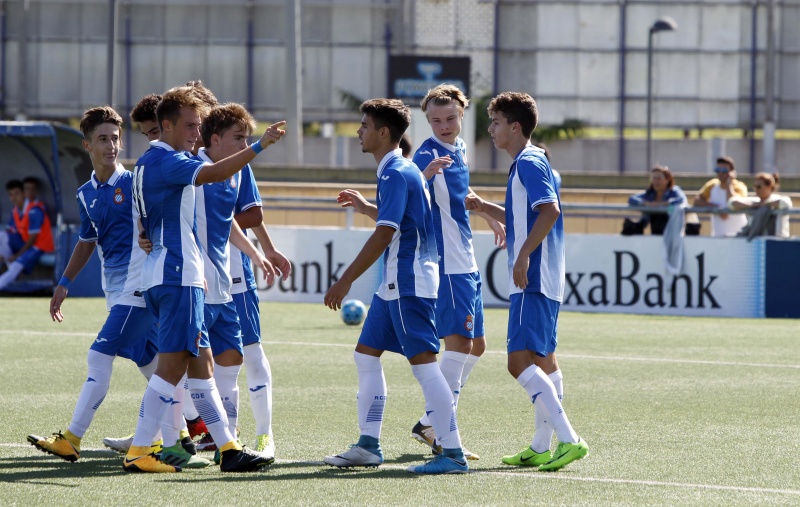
top-left (0, 177), bottom-right (54, 290)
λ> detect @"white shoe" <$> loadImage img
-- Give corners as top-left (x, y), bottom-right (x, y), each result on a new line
top-left (103, 434), bottom-right (134, 453)
top-left (323, 445), bottom-right (383, 468)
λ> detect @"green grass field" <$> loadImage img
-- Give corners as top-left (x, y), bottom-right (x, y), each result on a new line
top-left (2, 298), bottom-right (799, 506)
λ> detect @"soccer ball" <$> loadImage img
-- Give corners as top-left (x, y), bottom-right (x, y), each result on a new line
top-left (341, 299), bottom-right (366, 326)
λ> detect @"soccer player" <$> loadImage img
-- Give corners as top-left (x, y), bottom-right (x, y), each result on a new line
top-left (25, 106), bottom-right (210, 466)
top-left (409, 84), bottom-right (505, 461)
top-left (465, 92), bottom-right (589, 471)
top-left (193, 103), bottom-right (285, 461)
top-left (323, 98), bottom-right (468, 475)
top-left (130, 94), bottom-right (162, 141)
top-left (230, 185), bottom-right (291, 459)
top-left (101, 93), bottom-right (209, 454)
top-left (125, 85), bottom-right (285, 473)
top-left (0, 177), bottom-right (55, 291)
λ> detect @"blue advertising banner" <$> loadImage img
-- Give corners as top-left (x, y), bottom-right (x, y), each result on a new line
top-left (388, 55), bottom-right (470, 103)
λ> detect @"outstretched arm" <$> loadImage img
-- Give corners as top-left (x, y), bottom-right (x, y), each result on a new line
top-left (465, 191), bottom-right (505, 224)
top-left (195, 121), bottom-right (286, 185)
top-left (337, 189), bottom-right (378, 222)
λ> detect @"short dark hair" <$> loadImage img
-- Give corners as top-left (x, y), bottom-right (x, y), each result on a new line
top-left (130, 94), bottom-right (162, 124)
top-left (487, 92), bottom-right (539, 139)
top-left (22, 176), bottom-right (40, 189)
top-left (5, 179), bottom-right (23, 192)
top-left (533, 142), bottom-right (551, 162)
top-left (359, 98), bottom-right (410, 144)
top-left (201, 103), bottom-right (257, 148)
top-left (80, 106), bottom-right (123, 138)
top-left (157, 86), bottom-right (211, 129)
top-left (716, 156), bottom-right (735, 171)
top-left (399, 134), bottom-right (413, 158)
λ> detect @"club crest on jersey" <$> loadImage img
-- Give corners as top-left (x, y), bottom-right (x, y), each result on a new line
top-left (114, 188), bottom-right (125, 204)
top-left (229, 176), bottom-right (237, 188)
top-left (464, 315), bottom-right (474, 332)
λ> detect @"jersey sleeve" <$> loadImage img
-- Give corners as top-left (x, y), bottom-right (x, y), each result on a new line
top-left (698, 180), bottom-right (716, 200)
top-left (517, 156), bottom-right (558, 210)
top-left (733, 180), bottom-right (748, 198)
top-left (235, 165), bottom-right (262, 214)
top-left (375, 169), bottom-right (407, 230)
top-left (161, 152), bottom-right (206, 187)
top-left (77, 194), bottom-right (98, 242)
top-left (26, 206), bottom-right (45, 233)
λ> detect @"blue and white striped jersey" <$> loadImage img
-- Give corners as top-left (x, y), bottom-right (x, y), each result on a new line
top-left (412, 136), bottom-right (477, 275)
top-left (375, 148), bottom-right (439, 301)
top-left (76, 165), bottom-right (146, 310)
top-left (506, 145), bottom-right (565, 302)
top-left (227, 164), bottom-right (262, 295)
top-left (132, 141), bottom-right (207, 290)
top-left (195, 148), bottom-right (241, 304)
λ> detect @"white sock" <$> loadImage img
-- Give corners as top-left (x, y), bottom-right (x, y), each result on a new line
top-left (182, 376), bottom-right (200, 421)
top-left (67, 350), bottom-right (114, 438)
top-left (419, 351), bottom-right (469, 426)
top-left (532, 369), bottom-right (563, 453)
top-left (243, 344), bottom-right (273, 436)
top-left (354, 351), bottom-right (386, 440)
top-left (160, 379), bottom-right (186, 446)
top-left (0, 261), bottom-right (24, 290)
top-left (439, 351), bottom-right (469, 407)
top-left (412, 362), bottom-right (461, 451)
top-left (517, 365), bottom-right (578, 445)
top-left (132, 375), bottom-right (176, 448)
top-left (187, 377), bottom-right (235, 447)
top-left (214, 363), bottom-right (242, 437)
top-left (137, 357), bottom-right (157, 381)
top-left (460, 354), bottom-right (481, 391)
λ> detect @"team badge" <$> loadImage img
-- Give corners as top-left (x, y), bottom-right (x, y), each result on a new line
top-left (113, 188), bottom-right (125, 204)
top-left (229, 176), bottom-right (237, 188)
top-left (464, 315), bottom-right (474, 332)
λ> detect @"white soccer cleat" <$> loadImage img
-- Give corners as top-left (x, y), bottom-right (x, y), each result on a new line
top-left (323, 445), bottom-right (383, 468)
top-left (103, 434), bottom-right (134, 454)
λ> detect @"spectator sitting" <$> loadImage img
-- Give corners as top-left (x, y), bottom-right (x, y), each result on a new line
top-left (728, 172), bottom-right (792, 238)
top-left (0, 177), bottom-right (55, 291)
top-left (693, 156), bottom-right (748, 237)
top-left (628, 165), bottom-right (687, 235)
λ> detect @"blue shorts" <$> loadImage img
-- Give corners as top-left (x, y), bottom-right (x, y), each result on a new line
top-left (436, 272), bottom-right (485, 339)
top-left (16, 247), bottom-right (44, 274)
top-left (205, 301), bottom-right (243, 356)
top-left (233, 290), bottom-right (261, 347)
top-left (507, 292), bottom-right (559, 357)
top-left (359, 294), bottom-right (439, 360)
top-left (90, 305), bottom-right (158, 368)
top-left (144, 286), bottom-right (207, 355)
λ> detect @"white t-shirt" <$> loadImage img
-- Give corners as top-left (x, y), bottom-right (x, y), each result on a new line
top-left (709, 185), bottom-right (747, 237)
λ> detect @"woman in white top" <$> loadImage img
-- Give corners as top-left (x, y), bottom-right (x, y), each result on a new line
top-left (728, 172), bottom-right (792, 238)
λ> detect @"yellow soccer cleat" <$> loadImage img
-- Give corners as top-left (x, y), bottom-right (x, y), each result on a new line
top-left (123, 452), bottom-right (181, 473)
top-left (27, 432), bottom-right (80, 462)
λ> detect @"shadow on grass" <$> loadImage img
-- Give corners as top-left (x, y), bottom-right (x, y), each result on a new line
top-left (0, 452), bottom-right (127, 484)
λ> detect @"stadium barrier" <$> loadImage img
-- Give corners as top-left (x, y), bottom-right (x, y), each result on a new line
top-left (254, 202), bottom-right (800, 318)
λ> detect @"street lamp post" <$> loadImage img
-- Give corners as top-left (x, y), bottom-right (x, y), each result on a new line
top-left (646, 16), bottom-right (678, 170)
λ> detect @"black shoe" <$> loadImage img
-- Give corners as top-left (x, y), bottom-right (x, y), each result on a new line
top-left (220, 447), bottom-right (274, 472)
top-left (180, 436), bottom-right (197, 455)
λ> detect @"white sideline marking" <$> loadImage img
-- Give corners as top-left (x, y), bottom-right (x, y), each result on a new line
top-left (3, 330), bottom-right (799, 370)
top-left (6, 445), bottom-right (799, 496)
